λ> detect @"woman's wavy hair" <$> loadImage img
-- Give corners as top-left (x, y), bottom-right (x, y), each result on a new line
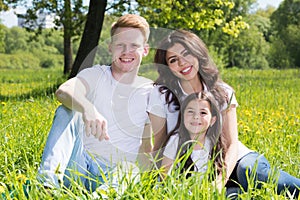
top-left (154, 29), bottom-right (227, 111)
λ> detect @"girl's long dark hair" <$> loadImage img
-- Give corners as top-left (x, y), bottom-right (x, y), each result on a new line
top-left (163, 92), bottom-right (227, 177)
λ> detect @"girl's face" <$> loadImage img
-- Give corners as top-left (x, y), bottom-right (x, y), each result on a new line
top-left (166, 43), bottom-right (199, 81)
top-left (183, 99), bottom-right (216, 136)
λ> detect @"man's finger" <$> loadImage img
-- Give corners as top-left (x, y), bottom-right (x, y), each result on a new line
top-left (102, 122), bottom-right (109, 140)
top-left (85, 121), bottom-right (91, 136)
top-left (90, 122), bottom-right (96, 136)
top-left (95, 122), bottom-right (102, 140)
top-left (98, 120), bottom-right (108, 141)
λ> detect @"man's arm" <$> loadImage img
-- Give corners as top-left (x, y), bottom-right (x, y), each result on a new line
top-left (55, 77), bottom-right (109, 140)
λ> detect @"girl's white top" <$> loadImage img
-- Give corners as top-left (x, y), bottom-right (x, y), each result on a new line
top-left (147, 82), bottom-right (252, 160)
top-left (164, 134), bottom-right (212, 174)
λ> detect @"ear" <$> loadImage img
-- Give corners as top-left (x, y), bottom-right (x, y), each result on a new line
top-left (143, 43), bottom-right (150, 57)
top-left (210, 116), bottom-right (217, 127)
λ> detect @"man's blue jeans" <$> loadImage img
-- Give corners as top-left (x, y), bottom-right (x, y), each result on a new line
top-left (37, 105), bottom-right (115, 192)
top-left (228, 152), bottom-right (300, 198)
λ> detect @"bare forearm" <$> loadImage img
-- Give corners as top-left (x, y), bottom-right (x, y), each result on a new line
top-left (220, 107), bottom-right (239, 184)
top-left (55, 77), bottom-right (109, 140)
top-left (55, 77), bottom-right (93, 113)
top-left (153, 131), bottom-right (168, 152)
top-left (220, 143), bottom-right (238, 183)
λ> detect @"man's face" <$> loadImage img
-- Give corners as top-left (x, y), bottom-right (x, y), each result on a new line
top-left (109, 27), bottom-right (149, 75)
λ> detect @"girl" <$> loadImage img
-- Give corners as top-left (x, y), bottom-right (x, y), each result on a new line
top-left (147, 29), bottom-right (300, 198)
top-left (161, 92), bottom-right (225, 180)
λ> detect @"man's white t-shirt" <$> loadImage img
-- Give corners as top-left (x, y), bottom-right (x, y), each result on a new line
top-left (77, 65), bottom-right (153, 164)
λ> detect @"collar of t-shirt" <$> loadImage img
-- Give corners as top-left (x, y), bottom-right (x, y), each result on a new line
top-left (177, 80), bottom-right (208, 96)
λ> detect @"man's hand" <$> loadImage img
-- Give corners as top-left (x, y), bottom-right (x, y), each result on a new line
top-left (83, 106), bottom-right (109, 141)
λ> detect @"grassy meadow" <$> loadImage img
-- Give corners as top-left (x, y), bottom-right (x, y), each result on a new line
top-left (0, 67), bottom-right (299, 199)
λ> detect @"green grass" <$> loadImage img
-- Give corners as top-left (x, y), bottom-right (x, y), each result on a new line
top-left (0, 67), bottom-right (299, 199)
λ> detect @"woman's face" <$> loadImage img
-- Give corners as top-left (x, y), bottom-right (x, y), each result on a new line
top-left (183, 99), bottom-right (215, 136)
top-left (166, 43), bottom-right (199, 81)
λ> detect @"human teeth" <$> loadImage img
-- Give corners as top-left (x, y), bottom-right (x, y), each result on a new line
top-left (182, 67), bottom-right (191, 73)
top-left (121, 58), bottom-right (133, 62)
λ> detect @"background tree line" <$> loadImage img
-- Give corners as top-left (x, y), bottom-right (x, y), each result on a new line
top-left (0, 0), bottom-right (299, 75)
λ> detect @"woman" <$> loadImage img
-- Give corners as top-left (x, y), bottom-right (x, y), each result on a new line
top-left (147, 29), bottom-right (300, 197)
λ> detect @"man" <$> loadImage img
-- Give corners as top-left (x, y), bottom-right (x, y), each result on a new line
top-left (38, 14), bottom-right (153, 192)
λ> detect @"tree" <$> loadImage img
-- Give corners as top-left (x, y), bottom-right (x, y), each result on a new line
top-left (228, 19), bottom-right (270, 69)
top-left (270, 0), bottom-right (300, 68)
top-left (0, 0), bottom-right (20, 12)
top-left (4, 26), bottom-right (28, 53)
top-left (201, 0), bottom-right (270, 69)
top-left (0, 0), bottom-right (23, 52)
top-left (136, 0), bottom-right (249, 38)
top-left (20, 0), bottom-right (87, 74)
top-left (69, 0), bottom-right (107, 78)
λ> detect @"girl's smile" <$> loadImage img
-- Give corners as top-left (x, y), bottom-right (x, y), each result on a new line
top-left (183, 99), bottom-right (216, 138)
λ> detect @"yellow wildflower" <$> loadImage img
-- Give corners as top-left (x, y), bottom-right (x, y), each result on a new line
top-left (0, 185), bottom-right (5, 193)
top-left (17, 174), bottom-right (27, 184)
top-left (268, 128), bottom-right (275, 133)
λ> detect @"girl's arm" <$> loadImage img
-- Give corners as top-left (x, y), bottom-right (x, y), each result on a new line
top-left (216, 106), bottom-right (239, 190)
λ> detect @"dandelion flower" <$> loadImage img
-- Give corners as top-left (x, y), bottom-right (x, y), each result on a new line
top-left (268, 128), bottom-right (275, 133)
top-left (0, 185), bottom-right (5, 193)
top-left (16, 174), bottom-right (27, 184)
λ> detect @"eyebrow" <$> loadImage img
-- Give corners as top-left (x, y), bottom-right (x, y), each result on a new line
top-left (186, 107), bottom-right (209, 111)
top-left (167, 49), bottom-right (187, 61)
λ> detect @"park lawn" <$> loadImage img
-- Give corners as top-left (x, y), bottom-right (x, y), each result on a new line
top-left (0, 67), bottom-right (299, 199)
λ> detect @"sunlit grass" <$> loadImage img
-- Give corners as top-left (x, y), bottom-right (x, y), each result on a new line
top-left (0, 67), bottom-right (299, 199)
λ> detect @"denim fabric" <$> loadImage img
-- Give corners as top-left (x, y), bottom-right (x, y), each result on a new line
top-left (37, 105), bottom-right (115, 192)
top-left (228, 152), bottom-right (299, 198)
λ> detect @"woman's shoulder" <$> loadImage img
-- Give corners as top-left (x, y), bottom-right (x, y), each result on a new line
top-left (218, 81), bottom-right (234, 93)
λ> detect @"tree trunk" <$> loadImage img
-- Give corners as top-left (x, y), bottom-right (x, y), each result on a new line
top-left (63, 29), bottom-right (73, 74)
top-left (69, 0), bottom-right (107, 78)
top-left (63, 0), bottom-right (73, 75)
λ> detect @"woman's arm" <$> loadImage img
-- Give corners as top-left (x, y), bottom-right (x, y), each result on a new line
top-left (138, 123), bottom-right (153, 170)
top-left (216, 106), bottom-right (239, 190)
top-left (149, 113), bottom-right (168, 154)
top-left (160, 156), bottom-right (174, 179)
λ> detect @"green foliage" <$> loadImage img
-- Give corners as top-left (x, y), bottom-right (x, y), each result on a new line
top-left (270, 0), bottom-right (300, 68)
top-left (0, 52), bottom-right (40, 69)
top-left (0, 0), bottom-right (14, 12)
top-left (21, 0), bottom-right (86, 36)
top-left (0, 27), bottom-right (67, 69)
top-left (208, 45), bottom-right (227, 70)
top-left (0, 68), bottom-right (299, 199)
top-left (228, 23), bottom-right (270, 69)
top-left (4, 27), bottom-right (29, 54)
top-left (0, 24), bottom-right (6, 53)
top-left (136, 0), bottom-right (249, 38)
top-left (268, 37), bottom-right (293, 69)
